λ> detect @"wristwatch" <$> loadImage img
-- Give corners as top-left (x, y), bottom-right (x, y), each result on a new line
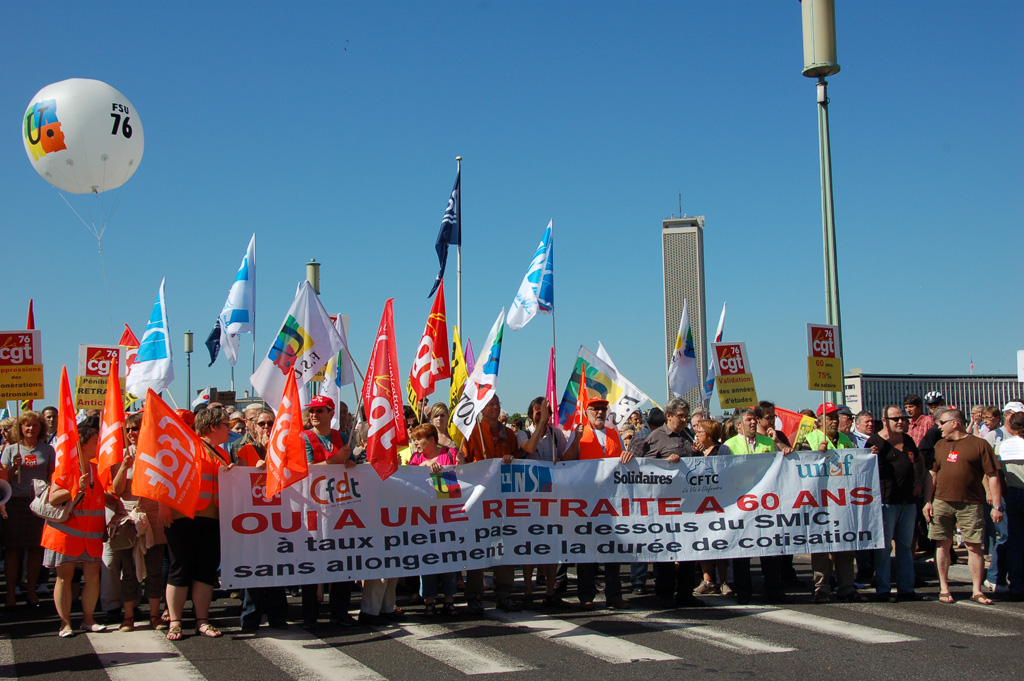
top-left (992, 506), bottom-right (1003, 512)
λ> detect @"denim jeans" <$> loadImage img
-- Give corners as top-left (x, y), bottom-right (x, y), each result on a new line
top-left (875, 503), bottom-right (916, 595)
top-left (985, 503), bottom-right (1008, 585)
top-left (630, 562), bottom-right (649, 587)
top-left (1004, 486), bottom-right (1024, 597)
top-left (421, 571), bottom-right (458, 599)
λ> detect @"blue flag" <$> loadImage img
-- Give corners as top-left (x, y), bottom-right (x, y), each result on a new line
top-left (507, 220), bottom-right (554, 331)
top-left (428, 171), bottom-right (460, 297)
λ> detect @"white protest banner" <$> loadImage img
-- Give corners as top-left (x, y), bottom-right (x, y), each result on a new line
top-left (219, 450), bottom-right (883, 588)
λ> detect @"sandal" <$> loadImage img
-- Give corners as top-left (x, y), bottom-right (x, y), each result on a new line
top-left (58, 627), bottom-right (74, 638)
top-left (440, 602), bottom-right (455, 616)
top-left (938, 592), bottom-right (955, 604)
top-left (971, 593), bottom-right (993, 605)
top-left (166, 623), bottom-right (184, 641)
top-left (423, 603), bottom-right (437, 617)
top-left (119, 617), bottom-right (135, 633)
top-left (151, 615), bottom-right (169, 631)
top-left (197, 620), bottom-right (222, 638)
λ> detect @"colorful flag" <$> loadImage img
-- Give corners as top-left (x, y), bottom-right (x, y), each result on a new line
top-left (567, 360), bottom-right (590, 430)
top-left (251, 281), bottom-right (344, 410)
top-left (321, 314), bottom-right (355, 431)
top-left (264, 371), bottom-right (308, 499)
top-left (447, 326), bottom-right (468, 447)
top-left (546, 347), bottom-right (558, 428)
top-left (668, 299), bottom-right (699, 398)
top-left (428, 171), bottom-right (460, 297)
top-left (133, 389), bottom-right (202, 517)
top-left (191, 386), bottom-right (212, 409)
top-left (408, 279), bottom-right (451, 405)
top-left (361, 299), bottom-right (406, 480)
top-left (96, 367), bottom-right (125, 491)
top-left (50, 367), bottom-right (82, 496)
top-left (507, 220), bottom-right (555, 331)
top-left (464, 338), bottom-right (475, 375)
top-left (219, 233), bottom-right (256, 334)
top-left (700, 302), bottom-right (727, 401)
top-left (125, 278), bottom-right (174, 399)
top-left (451, 309), bottom-right (505, 440)
top-left (557, 345), bottom-right (650, 430)
top-left (119, 324), bottom-right (140, 375)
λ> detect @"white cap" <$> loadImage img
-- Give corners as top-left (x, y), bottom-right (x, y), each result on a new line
top-left (1003, 401), bottom-right (1024, 414)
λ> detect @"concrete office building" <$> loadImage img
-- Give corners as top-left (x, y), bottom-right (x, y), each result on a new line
top-left (844, 370), bottom-right (1022, 418)
top-left (662, 216), bottom-right (707, 407)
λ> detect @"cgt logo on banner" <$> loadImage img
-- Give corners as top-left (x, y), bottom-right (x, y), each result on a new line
top-left (0, 330), bottom-right (44, 401)
top-left (218, 451), bottom-right (885, 589)
top-left (250, 472), bottom-right (282, 507)
top-left (75, 344), bottom-right (124, 409)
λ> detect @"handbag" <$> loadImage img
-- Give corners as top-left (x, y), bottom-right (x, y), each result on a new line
top-left (29, 478), bottom-right (84, 523)
top-left (104, 499), bottom-right (138, 550)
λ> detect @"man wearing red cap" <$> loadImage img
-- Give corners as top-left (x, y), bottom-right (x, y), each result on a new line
top-left (563, 392), bottom-right (632, 609)
top-left (804, 402), bottom-right (863, 603)
top-left (300, 395), bottom-right (358, 629)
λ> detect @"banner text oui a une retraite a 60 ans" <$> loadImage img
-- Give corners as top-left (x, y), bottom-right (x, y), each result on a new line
top-left (219, 451), bottom-right (882, 588)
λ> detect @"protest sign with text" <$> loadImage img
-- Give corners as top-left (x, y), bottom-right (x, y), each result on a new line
top-left (806, 323), bottom-right (843, 391)
top-left (0, 330), bottom-right (43, 400)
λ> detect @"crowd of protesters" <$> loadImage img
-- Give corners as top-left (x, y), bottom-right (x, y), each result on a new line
top-left (0, 388), bottom-right (1020, 639)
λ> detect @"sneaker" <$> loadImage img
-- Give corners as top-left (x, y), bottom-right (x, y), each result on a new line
top-left (719, 583), bottom-right (734, 597)
top-left (693, 581), bottom-right (719, 595)
top-left (983, 580), bottom-right (1009, 593)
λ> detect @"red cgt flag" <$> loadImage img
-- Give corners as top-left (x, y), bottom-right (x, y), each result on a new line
top-left (119, 323), bottom-right (141, 375)
top-left (133, 389), bottom-right (202, 517)
top-left (362, 299), bottom-right (406, 480)
top-left (566, 360), bottom-right (590, 430)
top-left (408, 278), bottom-right (451, 403)
top-left (96, 367), bottom-right (125, 491)
top-left (264, 371), bottom-right (308, 499)
top-left (51, 367), bottom-right (82, 495)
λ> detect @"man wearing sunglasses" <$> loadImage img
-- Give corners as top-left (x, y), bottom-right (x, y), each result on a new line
top-left (923, 409), bottom-right (1003, 604)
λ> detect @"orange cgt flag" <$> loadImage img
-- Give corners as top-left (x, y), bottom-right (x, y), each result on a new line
top-left (408, 278), bottom-right (451, 403)
top-left (361, 299), bottom-right (405, 481)
top-left (264, 371), bottom-right (308, 499)
top-left (96, 368), bottom-right (125, 491)
top-left (566, 360), bottom-right (590, 430)
top-left (133, 389), bottom-right (202, 517)
top-left (51, 367), bottom-right (82, 495)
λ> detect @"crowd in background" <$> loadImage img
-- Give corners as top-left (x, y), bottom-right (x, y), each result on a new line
top-left (0, 387), bottom-right (1020, 639)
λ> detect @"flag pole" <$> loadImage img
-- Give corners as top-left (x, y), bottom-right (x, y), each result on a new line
top-left (455, 155), bottom-right (462, 337)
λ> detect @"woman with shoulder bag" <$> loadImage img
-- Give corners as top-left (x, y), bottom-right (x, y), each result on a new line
top-left (42, 422), bottom-right (106, 637)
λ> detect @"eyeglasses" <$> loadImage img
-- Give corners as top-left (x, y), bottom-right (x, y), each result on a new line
top-left (937, 419), bottom-right (954, 427)
top-left (587, 406), bottom-right (608, 413)
top-left (886, 416), bottom-right (909, 422)
top-left (126, 426), bottom-right (141, 433)
top-left (255, 420), bottom-right (274, 428)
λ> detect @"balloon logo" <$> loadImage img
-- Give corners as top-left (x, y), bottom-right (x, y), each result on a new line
top-left (22, 78), bottom-right (144, 194)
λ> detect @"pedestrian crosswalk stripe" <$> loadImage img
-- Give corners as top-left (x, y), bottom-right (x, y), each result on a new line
top-left (0, 635), bottom-right (14, 670)
top-left (385, 622), bottom-right (536, 674)
top-left (87, 630), bottom-right (207, 681)
top-left (959, 600), bottom-right (1024, 620)
top-left (614, 612), bottom-right (796, 654)
top-left (741, 607), bottom-right (920, 644)
top-left (488, 610), bottom-right (679, 664)
top-left (836, 603), bottom-right (1018, 637)
top-left (247, 627), bottom-right (386, 681)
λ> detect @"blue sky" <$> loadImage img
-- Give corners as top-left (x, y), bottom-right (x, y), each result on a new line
top-left (3, 1), bottom-right (1022, 416)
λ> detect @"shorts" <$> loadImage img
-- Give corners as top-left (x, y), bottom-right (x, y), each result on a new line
top-left (165, 516), bottom-right (220, 587)
top-left (928, 499), bottom-right (984, 544)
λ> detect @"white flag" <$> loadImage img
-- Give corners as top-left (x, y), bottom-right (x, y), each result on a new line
top-left (667, 299), bottom-right (699, 398)
top-left (700, 302), bottom-right (727, 401)
top-left (219, 234), bottom-right (256, 335)
top-left (507, 221), bottom-right (554, 331)
top-left (219, 323), bottom-right (240, 368)
top-left (572, 345), bottom-right (650, 430)
top-left (125, 278), bottom-right (174, 399)
top-left (321, 314), bottom-right (354, 430)
top-left (191, 386), bottom-right (212, 409)
top-left (251, 281), bottom-right (344, 410)
top-left (452, 309), bottom-right (505, 439)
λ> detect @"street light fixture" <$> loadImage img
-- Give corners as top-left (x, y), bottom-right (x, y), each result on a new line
top-left (306, 259), bottom-right (321, 295)
top-left (184, 330), bottom-right (194, 406)
top-left (801, 0), bottom-right (844, 402)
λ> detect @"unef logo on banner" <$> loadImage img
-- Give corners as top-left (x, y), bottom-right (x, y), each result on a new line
top-left (711, 341), bottom-right (757, 409)
top-left (806, 323), bottom-right (843, 392)
top-left (75, 344), bottom-right (126, 410)
top-left (0, 330), bottom-right (44, 400)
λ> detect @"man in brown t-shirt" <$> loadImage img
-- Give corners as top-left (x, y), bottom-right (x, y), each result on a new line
top-left (923, 408), bottom-right (1004, 604)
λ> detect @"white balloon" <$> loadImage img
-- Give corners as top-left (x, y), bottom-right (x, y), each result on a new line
top-left (23, 78), bottom-right (144, 194)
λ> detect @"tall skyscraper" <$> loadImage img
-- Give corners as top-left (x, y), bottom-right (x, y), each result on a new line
top-left (662, 216), bottom-right (707, 407)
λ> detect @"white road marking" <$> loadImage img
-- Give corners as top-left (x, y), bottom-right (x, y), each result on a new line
top-left (387, 622), bottom-right (536, 674)
top-left (87, 629), bottom-right (207, 681)
top-left (615, 611), bottom-right (796, 654)
top-left (247, 627), bottom-right (386, 681)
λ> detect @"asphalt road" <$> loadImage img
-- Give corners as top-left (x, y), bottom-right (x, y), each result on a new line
top-left (1, 559), bottom-right (1020, 681)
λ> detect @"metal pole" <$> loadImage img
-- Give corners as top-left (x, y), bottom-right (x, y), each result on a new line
top-left (817, 78), bottom-right (844, 404)
top-left (455, 156), bottom-right (462, 336)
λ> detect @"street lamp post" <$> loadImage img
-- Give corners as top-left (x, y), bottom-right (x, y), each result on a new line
top-left (306, 259), bottom-right (321, 295)
top-left (801, 0), bottom-right (844, 403)
top-left (184, 330), bottom-right (194, 406)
